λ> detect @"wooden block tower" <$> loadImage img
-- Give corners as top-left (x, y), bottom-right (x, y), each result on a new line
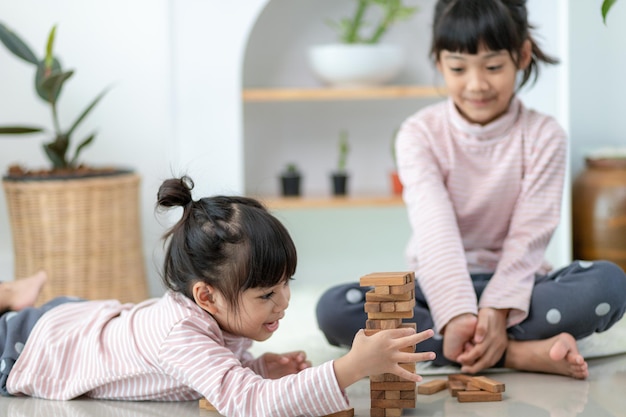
top-left (359, 272), bottom-right (417, 417)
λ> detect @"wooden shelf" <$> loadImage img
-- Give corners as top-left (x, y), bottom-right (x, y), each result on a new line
top-left (243, 85), bottom-right (445, 102)
top-left (257, 195), bottom-right (405, 210)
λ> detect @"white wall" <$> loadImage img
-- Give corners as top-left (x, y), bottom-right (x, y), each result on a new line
top-left (0, 0), bottom-right (589, 295)
top-left (569, 1), bottom-right (626, 177)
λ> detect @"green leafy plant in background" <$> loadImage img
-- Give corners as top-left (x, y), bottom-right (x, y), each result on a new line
top-left (602, 0), bottom-right (619, 24)
top-left (336, 130), bottom-right (350, 172)
top-left (328, 0), bottom-right (419, 44)
top-left (0, 22), bottom-right (108, 171)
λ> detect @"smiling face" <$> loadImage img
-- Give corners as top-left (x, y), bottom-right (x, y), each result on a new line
top-left (197, 278), bottom-right (291, 342)
top-left (436, 41), bottom-right (531, 125)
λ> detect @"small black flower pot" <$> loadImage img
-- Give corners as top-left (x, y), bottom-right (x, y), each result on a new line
top-left (280, 174), bottom-right (301, 196)
top-left (331, 172), bottom-right (349, 196)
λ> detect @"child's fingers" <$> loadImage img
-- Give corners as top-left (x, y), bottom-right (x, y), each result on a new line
top-left (395, 328), bottom-right (434, 347)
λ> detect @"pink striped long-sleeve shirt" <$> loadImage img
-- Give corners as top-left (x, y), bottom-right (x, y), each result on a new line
top-left (7, 291), bottom-right (349, 417)
top-left (396, 97), bottom-right (567, 333)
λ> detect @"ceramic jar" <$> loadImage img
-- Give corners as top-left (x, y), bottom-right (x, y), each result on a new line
top-left (572, 157), bottom-right (626, 271)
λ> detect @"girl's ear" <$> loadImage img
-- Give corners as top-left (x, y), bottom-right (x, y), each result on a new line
top-left (518, 39), bottom-right (532, 70)
top-left (192, 282), bottom-right (219, 314)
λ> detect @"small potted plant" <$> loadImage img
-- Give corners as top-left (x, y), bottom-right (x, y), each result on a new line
top-left (331, 130), bottom-right (350, 196)
top-left (309, 0), bottom-right (419, 87)
top-left (0, 22), bottom-right (147, 304)
top-left (279, 163), bottom-right (302, 197)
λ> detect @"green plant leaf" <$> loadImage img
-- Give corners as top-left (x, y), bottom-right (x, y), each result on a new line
top-left (66, 87), bottom-right (110, 137)
top-left (43, 134), bottom-right (69, 169)
top-left (0, 126), bottom-right (44, 134)
top-left (70, 132), bottom-right (96, 167)
top-left (0, 22), bottom-right (38, 65)
top-left (35, 58), bottom-right (64, 103)
top-left (45, 25), bottom-right (57, 69)
top-left (603, 0), bottom-right (618, 24)
top-left (39, 69), bottom-right (73, 105)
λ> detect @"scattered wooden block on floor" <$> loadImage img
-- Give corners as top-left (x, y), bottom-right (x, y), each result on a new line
top-left (448, 380), bottom-right (466, 397)
top-left (469, 375), bottom-right (506, 392)
top-left (457, 390), bottom-right (503, 402)
top-left (417, 379), bottom-right (448, 395)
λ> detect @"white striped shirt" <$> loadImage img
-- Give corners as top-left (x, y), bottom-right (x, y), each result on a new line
top-left (396, 97), bottom-right (567, 332)
top-left (7, 291), bottom-right (349, 416)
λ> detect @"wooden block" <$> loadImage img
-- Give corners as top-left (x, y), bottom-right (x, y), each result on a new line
top-left (401, 322), bottom-right (417, 330)
top-left (370, 408), bottom-right (385, 417)
top-left (380, 301), bottom-right (396, 312)
top-left (321, 408), bottom-right (355, 417)
top-left (384, 409), bottom-right (403, 417)
top-left (360, 272), bottom-right (412, 286)
top-left (400, 389), bottom-right (416, 400)
top-left (199, 398), bottom-right (217, 411)
top-left (457, 390), bottom-right (503, 402)
top-left (371, 398), bottom-right (415, 409)
top-left (366, 289), bottom-right (414, 302)
top-left (448, 380), bottom-right (466, 397)
top-left (417, 379), bottom-right (448, 395)
top-left (371, 390), bottom-right (385, 399)
top-left (366, 318), bottom-right (402, 329)
top-left (364, 302), bottom-right (381, 313)
top-left (448, 374), bottom-right (474, 384)
top-left (374, 285), bottom-right (391, 295)
top-left (366, 310), bottom-right (414, 320)
top-left (383, 373), bottom-right (401, 382)
top-left (394, 298), bottom-right (416, 312)
top-left (389, 281), bottom-right (415, 295)
top-left (385, 390), bottom-right (401, 400)
top-left (465, 382), bottom-right (481, 391)
top-left (370, 373), bottom-right (386, 382)
top-left (469, 376), bottom-right (506, 393)
top-left (370, 381), bottom-right (417, 391)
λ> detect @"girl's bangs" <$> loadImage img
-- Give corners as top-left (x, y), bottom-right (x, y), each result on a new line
top-left (243, 211), bottom-right (297, 290)
top-left (432, 6), bottom-right (519, 57)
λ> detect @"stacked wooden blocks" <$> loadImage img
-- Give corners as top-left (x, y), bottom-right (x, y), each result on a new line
top-left (418, 374), bottom-right (505, 402)
top-left (360, 271), bottom-right (417, 417)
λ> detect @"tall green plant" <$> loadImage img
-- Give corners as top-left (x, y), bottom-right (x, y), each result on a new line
top-left (0, 22), bottom-right (108, 170)
top-left (329, 0), bottom-right (418, 44)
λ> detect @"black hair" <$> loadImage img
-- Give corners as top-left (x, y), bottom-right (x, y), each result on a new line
top-left (430, 0), bottom-right (559, 88)
top-left (156, 176), bottom-right (297, 312)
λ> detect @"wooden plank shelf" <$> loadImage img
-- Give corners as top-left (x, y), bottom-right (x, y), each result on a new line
top-left (256, 195), bottom-right (405, 210)
top-left (243, 85), bottom-right (445, 102)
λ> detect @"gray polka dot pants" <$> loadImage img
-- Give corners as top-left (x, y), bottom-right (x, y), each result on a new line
top-left (315, 260), bottom-right (626, 367)
top-left (0, 296), bottom-right (81, 396)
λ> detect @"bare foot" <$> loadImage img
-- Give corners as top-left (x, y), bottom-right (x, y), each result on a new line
top-left (505, 333), bottom-right (588, 379)
top-left (0, 270), bottom-right (48, 311)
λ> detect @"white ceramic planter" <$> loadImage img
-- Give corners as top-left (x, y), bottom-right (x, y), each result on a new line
top-left (308, 43), bottom-right (404, 88)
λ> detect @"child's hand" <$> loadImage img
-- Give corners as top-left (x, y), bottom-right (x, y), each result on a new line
top-left (262, 351), bottom-right (312, 379)
top-left (333, 327), bottom-right (435, 389)
top-left (442, 313), bottom-right (477, 362)
top-left (456, 308), bottom-right (508, 373)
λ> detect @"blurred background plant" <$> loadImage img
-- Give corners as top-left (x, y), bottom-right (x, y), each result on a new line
top-left (328, 0), bottom-right (418, 44)
top-left (0, 22), bottom-right (108, 171)
top-left (602, 0), bottom-right (619, 23)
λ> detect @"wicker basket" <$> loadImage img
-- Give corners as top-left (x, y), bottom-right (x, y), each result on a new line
top-left (2, 172), bottom-right (148, 304)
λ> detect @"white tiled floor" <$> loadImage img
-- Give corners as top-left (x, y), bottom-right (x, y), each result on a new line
top-left (2, 354), bottom-right (625, 416)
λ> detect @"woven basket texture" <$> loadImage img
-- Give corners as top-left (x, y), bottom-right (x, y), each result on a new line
top-left (2, 172), bottom-right (148, 305)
